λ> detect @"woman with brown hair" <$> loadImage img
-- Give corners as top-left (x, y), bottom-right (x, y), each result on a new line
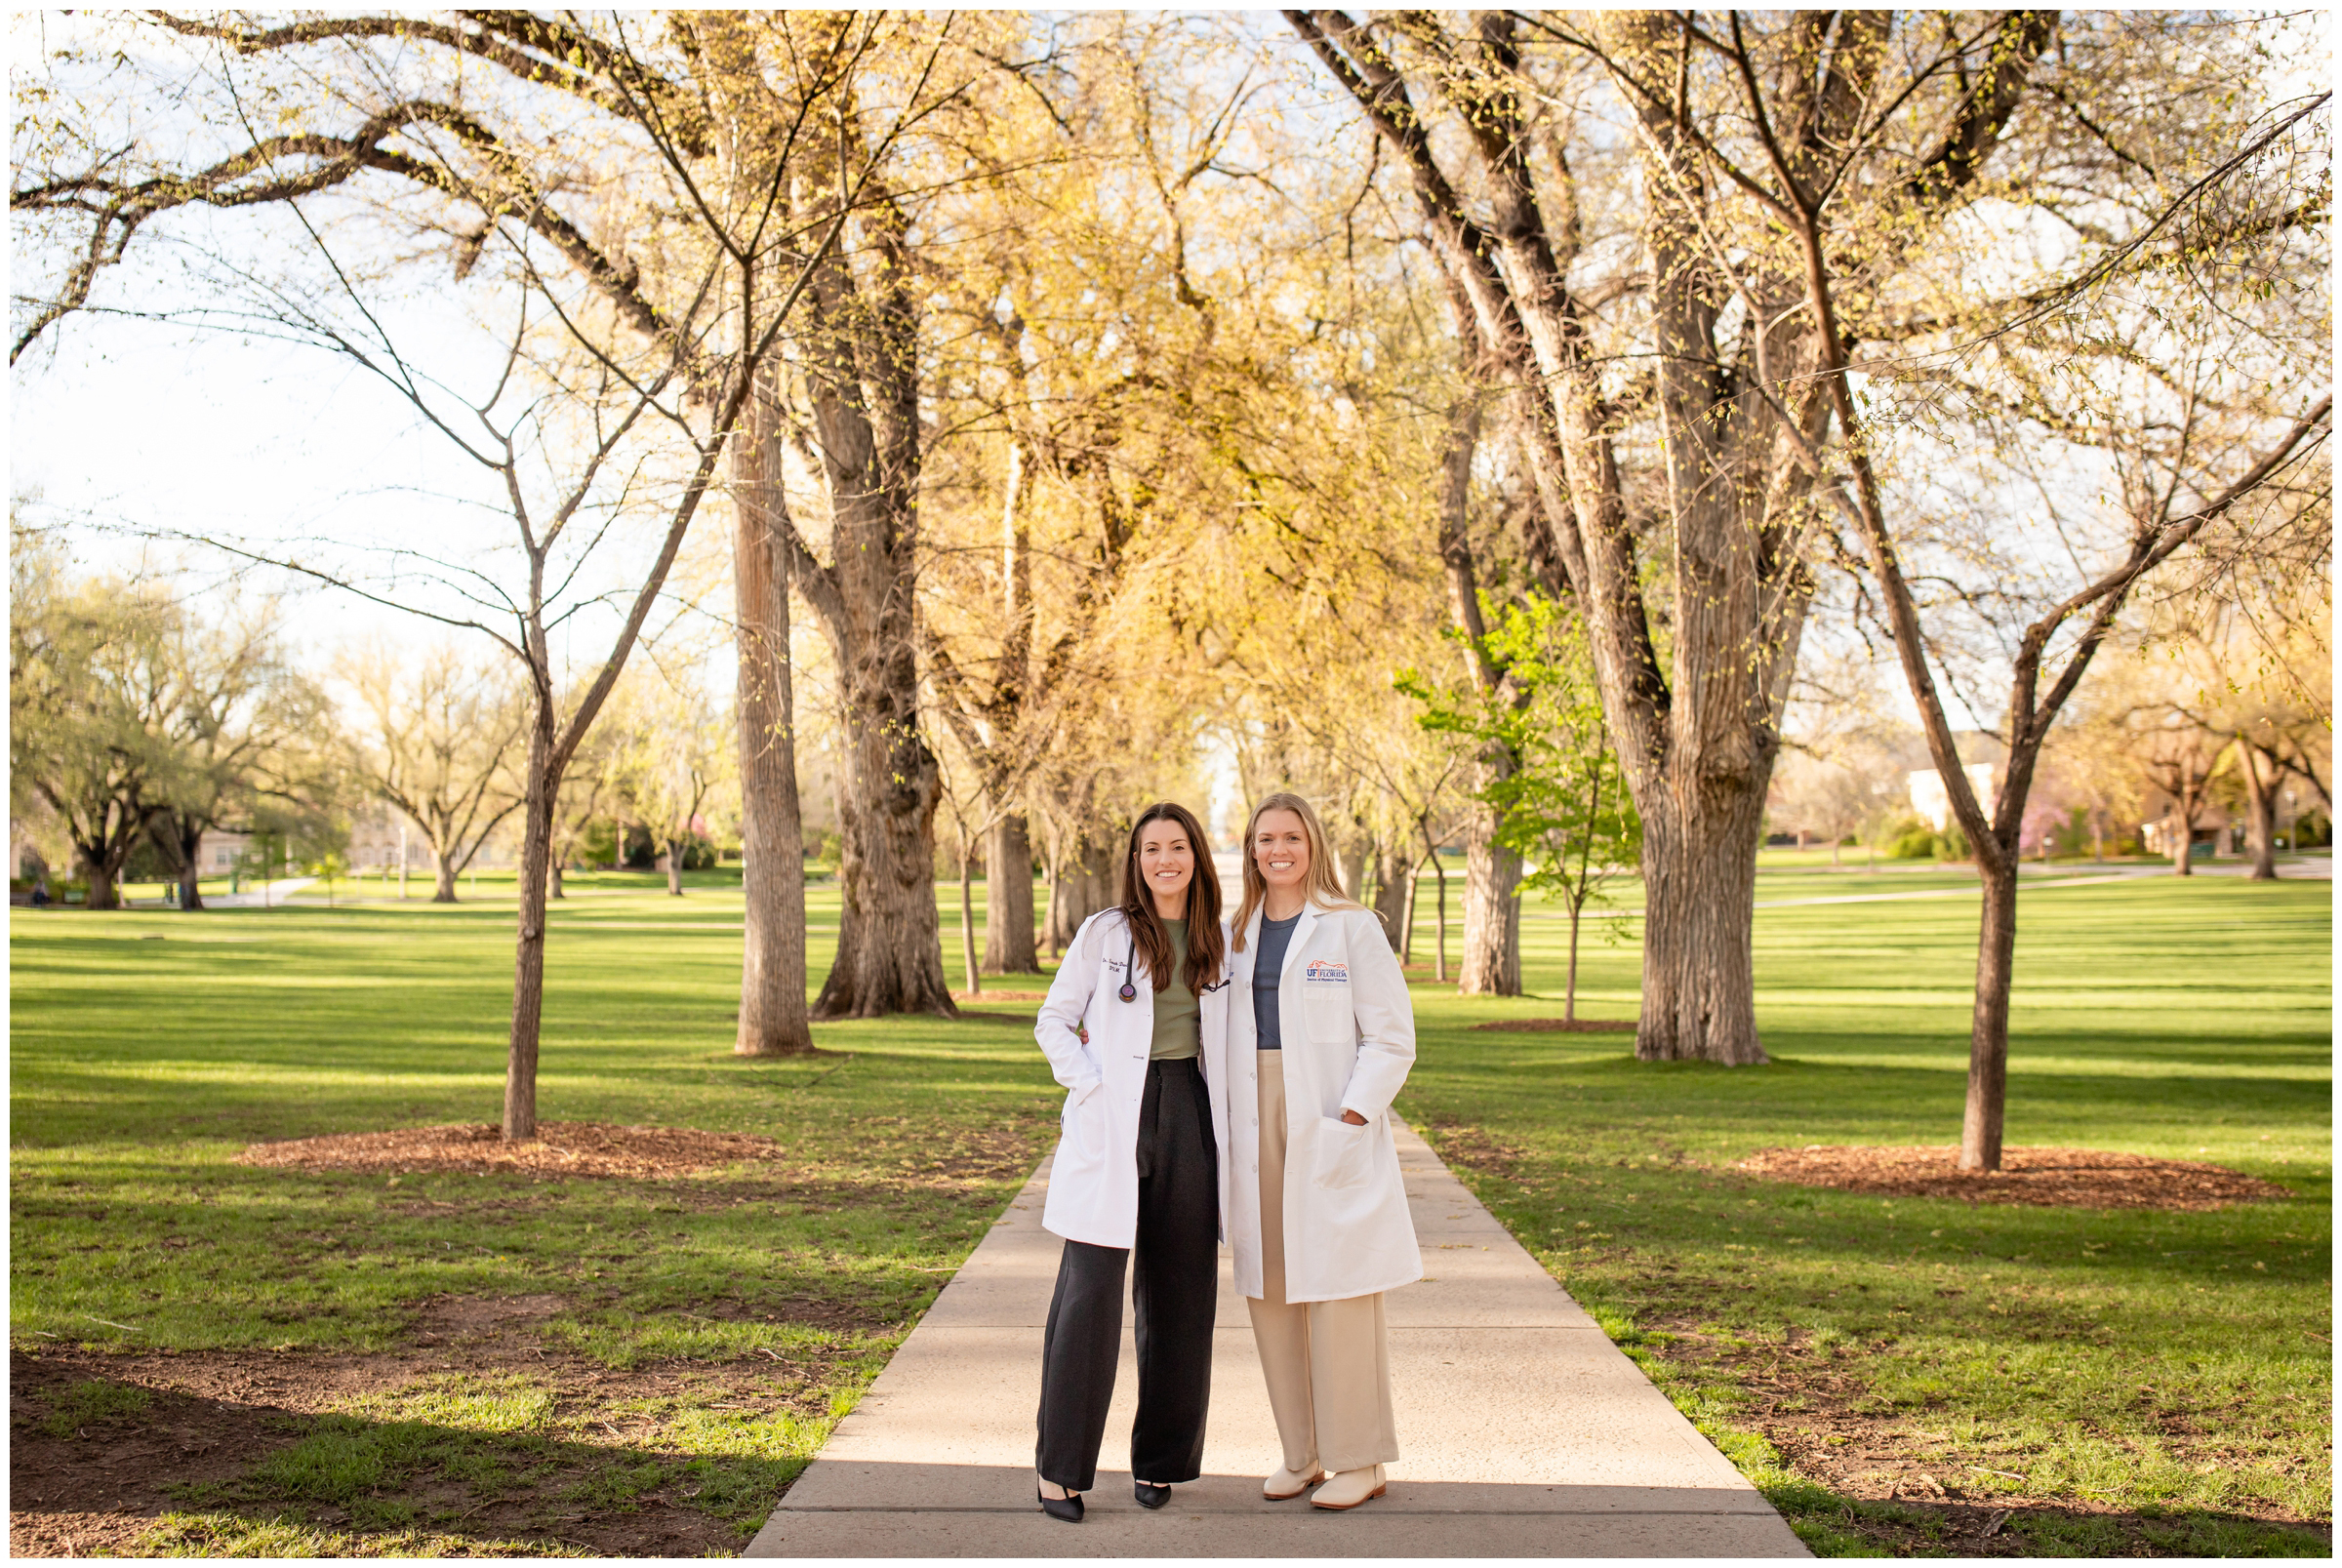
top-left (1226, 791), bottom-right (1419, 1511)
top-left (1030, 800), bottom-right (1231, 1522)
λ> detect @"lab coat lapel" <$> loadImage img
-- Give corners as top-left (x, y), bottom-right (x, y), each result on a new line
top-left (1280, 905), bottom-right (1321, 979)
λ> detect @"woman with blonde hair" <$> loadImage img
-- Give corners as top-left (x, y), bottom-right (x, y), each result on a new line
top-left (1225, 791), bottom-right (1418, 1510)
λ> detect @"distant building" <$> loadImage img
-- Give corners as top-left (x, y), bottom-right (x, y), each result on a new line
top-left (2140, 800), bottom-right (2236, 861)
top-left (344, 803), bottom-right (434, 870)
top-left (200, 827), bottom-right (254, 872)
top-left (1908, 762), bottom-right (1999, 832)
top-left (1905, 731), bottom-right (2007, 831)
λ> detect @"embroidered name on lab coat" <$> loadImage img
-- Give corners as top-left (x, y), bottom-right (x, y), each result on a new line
top-left (1303, 960), bottom-right (1349, 984)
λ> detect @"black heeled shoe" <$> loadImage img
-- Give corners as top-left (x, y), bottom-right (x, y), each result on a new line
top-left (1037, 1484), bottom-right (1084, 1522)
top-left (1134, 1480), bottom-right (1171, 1509)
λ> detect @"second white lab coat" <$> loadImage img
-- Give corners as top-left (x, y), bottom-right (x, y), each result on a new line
top-left (1223, 899), bottom-right (1422, 1304)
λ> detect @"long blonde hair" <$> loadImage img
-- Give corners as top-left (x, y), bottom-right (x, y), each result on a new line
top-left (1231, 791), bottom-right (1362, 950)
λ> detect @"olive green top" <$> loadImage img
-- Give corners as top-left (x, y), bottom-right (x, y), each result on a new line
top-left (1150, 918), bottom-right (1199, 1062)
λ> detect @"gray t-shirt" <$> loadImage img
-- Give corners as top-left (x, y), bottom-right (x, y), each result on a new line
top-left (1252, 910), bottom-right (1303, 1050)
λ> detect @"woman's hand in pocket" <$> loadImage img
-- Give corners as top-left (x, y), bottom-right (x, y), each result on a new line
top-left (1339, 1108), bottom-right (1366, 1125)
top-left (1313, 1113), bottom-right (1376, 1190)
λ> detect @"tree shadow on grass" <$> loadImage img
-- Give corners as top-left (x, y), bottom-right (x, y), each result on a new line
top-left (1782, 1488), bottom-right (2332, 1558)
top-left (8, 1349), bottom-right (815, 1557)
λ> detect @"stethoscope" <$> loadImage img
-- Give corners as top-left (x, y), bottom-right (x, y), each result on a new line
top-left (1117, 927), bottom-right (1228, 1000)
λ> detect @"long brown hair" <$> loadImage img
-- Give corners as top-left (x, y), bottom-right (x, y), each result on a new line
top-left (1115, 801), bottom-right (1225, 994)
top-left (1230, 791), bottom-right (1361, 950)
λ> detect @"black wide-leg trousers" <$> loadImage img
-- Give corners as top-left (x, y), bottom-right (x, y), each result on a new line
top-left (1035, 1056), bottom-right (1219, 1491)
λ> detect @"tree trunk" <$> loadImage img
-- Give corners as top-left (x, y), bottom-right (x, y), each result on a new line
top-left (548, 860), bottom-right (564, 900)
top-left (1460, 795), bottom-right (1521, 996)
top-left (75, 803), bottom-right (152, 910)
top-left (958, 846), bottom-right (981, 996)
top-left (1397, 854), bottom-right (1419, 964)
top-left (1564, 905), bottom-right (1583, 1023)
top-left (82, 854), bottom-right (119, 911)
top-left (733, 405), bottom-right (814, 1056)
top-left (973, 427), bottom-right (1039, 980)
top-left (666, 842), bottom-right (684, 897)
top-left (1636, 785), bottom-right (1770, 1065)
top-left (2238, 741), bottom-right (2280, 880)
top-left (1958, 857), bottom-right (2019, 1170)
top-left (433, 852), bottom-right (459, 903)
top-left (174, 820), bottom-right (206, 911)
top-left (1043, 820), bottom-right (1116, 952)
top-left (1041, 837), bottom-right (1063, 960)
top-left (1429, 839), bottom-right (1450, 984)
top-left (504, 727), bottom-right (553, 1142)
top-left (795, 178), bottom-right (954, 1023)
top-left (983, 812), bottom-right (1037, 974)
top-left (810, 666), bottom-right (954, 1018)
top-left (1371, 839), bottom-right (1409, 951)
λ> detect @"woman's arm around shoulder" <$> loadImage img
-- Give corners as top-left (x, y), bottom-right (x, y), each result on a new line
top-left (1335, 905), bottom-right (1416, 1121)
top-left (1034, 909), bottom-right (1116, 1091)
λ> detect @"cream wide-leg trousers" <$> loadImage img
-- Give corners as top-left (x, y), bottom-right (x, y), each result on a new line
top-left (1246, 1052), bottom-right (1400, 1476)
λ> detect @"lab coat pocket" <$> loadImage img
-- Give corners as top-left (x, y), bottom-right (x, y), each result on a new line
top-left (1310, 1115), bottom-right (1374, 1191)
top-left (1060, 1079), bottom-right (1110, 1167)
top-left (1302, 983), bottom-right (1353, 1045)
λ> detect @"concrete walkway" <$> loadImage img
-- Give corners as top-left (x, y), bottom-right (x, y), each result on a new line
top-left (747, 1122), bottom-right (1805, 1558)
top-left (180, 876), bottom-right (317, 909)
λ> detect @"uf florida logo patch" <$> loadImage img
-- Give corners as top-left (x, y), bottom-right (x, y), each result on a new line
top-left (1304, 959), bottom-right (1350, 984)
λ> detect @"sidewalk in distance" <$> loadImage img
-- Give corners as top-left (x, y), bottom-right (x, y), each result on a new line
top-left (747, 1122), bottom-right (1806, 1557)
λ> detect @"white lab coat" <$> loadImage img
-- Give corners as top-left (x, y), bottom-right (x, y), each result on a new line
top-left (1033, 908), bottom-right (1233, 1250)
top-left (1224, 899), bottom-right (1422, 1304)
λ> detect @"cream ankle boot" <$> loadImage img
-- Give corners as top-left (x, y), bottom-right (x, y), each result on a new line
top-left (1309, 1465), bottom-right (1386, 1510)
top-left (1262, 1463), bottom-right (1326, 1501)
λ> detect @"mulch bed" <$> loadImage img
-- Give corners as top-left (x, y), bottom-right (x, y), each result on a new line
top-left (951, 990), bottom-right (1050, 1001)
top-left (1470, 1018), bottom-right (1638, 1032)
top-left (234, 1122), bottom-right (783, 1180)
top-left (1735, 1145), bottom-right (2291, 1210)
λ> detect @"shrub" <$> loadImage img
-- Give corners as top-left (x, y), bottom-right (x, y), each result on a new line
top-left (1875, 813), bottom-right (1938, 860)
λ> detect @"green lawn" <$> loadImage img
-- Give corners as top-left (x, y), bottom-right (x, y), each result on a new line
top-left (11, 869), bottom-right (1065, 1553)
top-left (10, 865), bottom-right (2330, 1555)
top-left (1410, 871), bottom-right (2331, 1556)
